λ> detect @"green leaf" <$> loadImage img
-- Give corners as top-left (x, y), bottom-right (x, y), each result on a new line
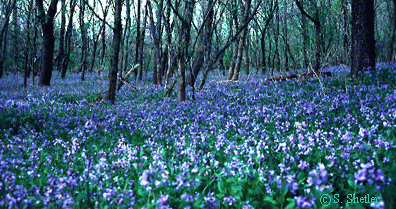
top-left (217, 180), bottom-right (226, 193)
top-left (264, 196), bottom-right (277, 205)
top-left (347, 176), bottom-right (356, 189)
top-left (124, 178), bottom-right (130, 190)
top-left (285, 201), bottom-right (296, 209)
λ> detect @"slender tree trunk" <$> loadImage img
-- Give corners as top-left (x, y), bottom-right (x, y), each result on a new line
top-left (57, 0), bottom-right (66, 73)
top-left (188, 0), bottom-right (214, 87)
top-left (0, 0), bottom-right (16, 78)
top-left (295, 0), bottom-right (321, 73)
top-left (178, 0), bottom-right (195, 102)
top-left (79, 0), bottom-right (88, 81)
top-left (389, 0), bottom-right (396, 61)
top-left (301, 13), bottom-right (309, 69)
top-left (232, 0), bottom-right (252, 80)
top-left (24, 0), bottom-right (34, 88)
top-left (0, 19), bottom-right (10, 79)
top-left (12, 4), bottom-right (19, 72)
top-left (244, 35), bottom-right (250, 75)
top-left (283, 7), bottom-right (289, 71)
top-left (275, 0), bottom-right (280, 73)
top-left (61, 0), bottom-right (76, 79)
top-left (138, 3), bottom-right (148, 81)
top-left (135, 0), bottom-right (141, 78)
top-left (107, 0), bottom-right (123, 104)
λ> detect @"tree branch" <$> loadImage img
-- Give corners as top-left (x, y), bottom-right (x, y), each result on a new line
top-left (82, 0), bottom-right (114, 30)
top-left (294, 0), bottom-right (320, 26)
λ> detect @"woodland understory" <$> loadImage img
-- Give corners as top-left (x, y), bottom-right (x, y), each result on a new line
top-left (1, 0), bottom-right (396, 208)
top-left (1, 63), bottom-right (396, 208)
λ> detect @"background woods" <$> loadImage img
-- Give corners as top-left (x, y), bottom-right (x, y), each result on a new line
top-left (0, 0), bottom-right (392, 101)
top-left (2, 1), bottom-right (396, 208)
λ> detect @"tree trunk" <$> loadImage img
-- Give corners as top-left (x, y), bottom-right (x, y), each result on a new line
top-left (61, 0), bottom-right (76, 79)
top-left (12, 4), bottom-right (19, 72)
top-left (24, 0), bottom-right (34, 88)
top-left (350, 0), bottom-right (375, 76)
top-left (301, 13), bottom-right (309, 69)
top-left (188, 0), bottom-right (214, 87)
top-left (295, 0), bottom-right (321, 73)
top-left (342, 0), bottom-right (349, 65)
top-left (389, 0), bottom-right (396, 62)
top-left (178, 0), bottom-right (195, 102)
top-left (0, 0), bottom-right (16, 78)
top-left (106, 0), bottom-right (123, 104)
top-left (232, 0), bottom-right (252, 80)
top-left (138, 3), bottom-right (148, 82)
top-left (79, 0), bottom-right (88, 81)
top-left (37, 0), bottom-right (59, 86)
top-left (135, 0), bottom-right (141, 78)
top-left (57, 0), bottom-right (66, 73)
top-left (275, 0), bottom-right (280, 73)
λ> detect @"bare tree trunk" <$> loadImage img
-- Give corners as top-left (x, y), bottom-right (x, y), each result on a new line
top-left (24, 0), bottom-right (34, 88)
top-left (301, 12), bottom-right (309, 69)
top-left (295, 0), bottom-right (321, 74)
top-left (61, 0), bottom-right (76, 79)
top-left (106, 0), bottom-right (123, 104)
top-left (37, 0), bottom-right (59, 86)
top-left (177, 0), bottom-right (195, 102)
top-left (350, 0), bottom-right (375, 76)
top-left (389, 0), bottom-right (396, 62)
top-left (138, 3), bottom-right (148, 81)
top-left (12, 3), bottom-right (19, 72)
top-left (342, 0), bottom-right (349, 65)
top-left (188, 0), bottom-right (214, 87)
top-left (283, 6), bottom-right (289, 71)
top-left (0, 0), bottom-right (16, 78)
top-left (57, 0), bottom-right (66, 73)
top-left (244, 35), bottom-right (250, 75)
top-left (79, 0), bottom-right (88, 81)
top-left (232, 0), bottom-right (251, 81)
top-left (135, 0), bottom-right (141, 78)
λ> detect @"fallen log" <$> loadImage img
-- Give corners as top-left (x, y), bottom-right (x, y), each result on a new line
top-left (264, 71), bottom-right (332, 83)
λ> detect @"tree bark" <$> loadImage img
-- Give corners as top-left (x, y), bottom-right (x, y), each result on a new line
top-left (301, 12), bottom-right (309, 69)
top-left (295, 0), bottom-right (321, 74)
top-left (177, 0), bottom-right (195, 102)
top-left (350, 0), bottom-right (375, 76)
top-left (37, 0), bottom-right (59, 86)
top-left (188, 0), bottom-right (214, 87)
top-left (24, 0), bottom-right (35, 88)
top-left (135, 0), bottom-right (141, 78)
top-left (57, 0), bottom-right (66, 73)
top-left (12, 3), bottom-right (19, 72)
top-left (61, 0), bottom-right (77, 79)
top-left (79, 0), bottom-right (88, 81)
top-left (138, 3), bottom-right (148, 81)
top-left (232, 0), bottom-right (252, 81)
top-left (0, 0), bottom-right (16, 78)
top-left (389, 0), bottom-right (396, 62)
top-left (106, 0), bottom-right (123, 104)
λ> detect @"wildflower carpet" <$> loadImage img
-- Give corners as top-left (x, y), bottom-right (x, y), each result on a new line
top-left (1, 63), bottom-right (395, 208)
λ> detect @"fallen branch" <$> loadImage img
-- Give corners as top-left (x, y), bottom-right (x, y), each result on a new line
top-left (117, 64), bottom-right (140, 91)
top-left (264, 71), bottom-right (332, 83)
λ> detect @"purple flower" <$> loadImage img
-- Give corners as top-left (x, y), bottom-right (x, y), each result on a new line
top-left (295, 195), bottom-right (315, 208)
top-left (223, 196), bottom-right (237, 205)
top-left (298, 160), bottom-right (310, 170)
top-left (140, 170), bottom-right (150, 186)
top-left (157, 194), bottom-right (169, 205)
top-left (181, 193), bottom-right (193, 202)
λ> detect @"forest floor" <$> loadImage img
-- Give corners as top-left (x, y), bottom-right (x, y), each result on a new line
top-left (1, 63), bottom-right (396, 208)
